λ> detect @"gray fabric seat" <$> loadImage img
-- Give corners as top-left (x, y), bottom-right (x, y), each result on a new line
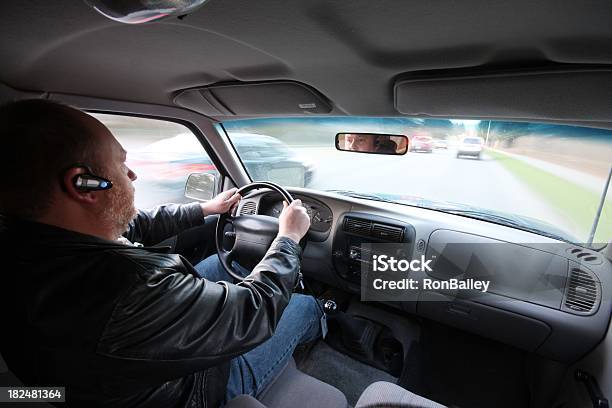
top-left (355, 381), bottom-right (446, 408)
top-left (226, 358), bottom-right (348, 408)
top-left (256, 358), bottom-right (348, 408)
top-left (225, 395), bottom-right (267, 408)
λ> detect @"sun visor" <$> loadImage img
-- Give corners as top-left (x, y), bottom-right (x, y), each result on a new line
top-left (394, 69), bottom-right (612, 121)
top-left (174, 81), bottom-right (333, 116)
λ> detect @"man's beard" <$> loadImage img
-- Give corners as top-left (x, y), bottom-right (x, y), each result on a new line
top-left (99, 181), bottom-right (137, 239)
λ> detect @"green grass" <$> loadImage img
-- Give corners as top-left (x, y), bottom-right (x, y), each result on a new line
top-left (486, 149), bottom-right (612, 244)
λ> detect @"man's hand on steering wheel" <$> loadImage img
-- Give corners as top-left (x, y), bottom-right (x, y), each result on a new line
top-left (278, 199), bottom-right (311, 244)
top-left (200, 188), bottom-right (242, 216)
top-left (215, 182), bottom-right (311, 281)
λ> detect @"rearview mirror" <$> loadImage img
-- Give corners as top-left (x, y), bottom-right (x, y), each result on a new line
top-left (185, 173), bottom-right (217, 201)
top-left (335, 133), bottom-right (408, 155)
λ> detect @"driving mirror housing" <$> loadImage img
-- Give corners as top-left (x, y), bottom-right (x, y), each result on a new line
top-left (336, 133), bottom-right (408, 155)
top-left (185, 172), bottom-right (217, 201)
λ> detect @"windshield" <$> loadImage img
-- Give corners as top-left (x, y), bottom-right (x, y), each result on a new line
top-left (222, 118), bottom-right (612, 247)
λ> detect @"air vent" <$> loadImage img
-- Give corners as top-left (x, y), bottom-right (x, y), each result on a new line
top-left (563, 268), bottom-right (600, 315)
top-left (240, 201), bottom-right (257, 215)
top-left (566, 247), bottom-right (602, 265)
top-left (372, 223), bottom-right (404, 242)
top-left (344, 217), bottom-right (372, 236)
top-left (343, 217), bottom-right (405, 242)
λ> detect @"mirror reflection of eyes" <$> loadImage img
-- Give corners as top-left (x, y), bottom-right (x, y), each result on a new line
top-left (345, 135), bottom-right (362, 143)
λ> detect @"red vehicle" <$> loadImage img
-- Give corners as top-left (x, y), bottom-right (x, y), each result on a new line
top-left (409, 135), bottom-right (433, 153)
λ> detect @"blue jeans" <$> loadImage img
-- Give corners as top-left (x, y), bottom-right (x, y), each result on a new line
top-left (193, 255), bottom-right (322, 402)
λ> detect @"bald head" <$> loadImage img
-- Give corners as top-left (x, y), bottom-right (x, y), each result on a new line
top-left (0, 99), bottom-right (110, 219)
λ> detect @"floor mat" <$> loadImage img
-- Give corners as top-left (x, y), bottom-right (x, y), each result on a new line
top-left (399, 321), bottom-right (531, 408)
top-left (298, 341), bottom-right (397, 406)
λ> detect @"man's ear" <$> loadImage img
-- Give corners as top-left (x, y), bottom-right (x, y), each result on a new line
top-left (61, 167), bottom-right (100, 204)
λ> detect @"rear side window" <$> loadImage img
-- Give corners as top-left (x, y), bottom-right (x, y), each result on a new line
top-left (90, 113), bottom-right (219, 209)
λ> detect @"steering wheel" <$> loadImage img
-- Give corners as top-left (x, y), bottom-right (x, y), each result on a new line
top-left (215, 181), bottom-right (305, 281)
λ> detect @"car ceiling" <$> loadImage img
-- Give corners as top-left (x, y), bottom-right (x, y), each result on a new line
top-left (2, 0), bottom-right (612, 121)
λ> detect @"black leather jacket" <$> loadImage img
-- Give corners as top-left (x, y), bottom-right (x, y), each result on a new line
top-left (0, 203), bottom-right (302, 407)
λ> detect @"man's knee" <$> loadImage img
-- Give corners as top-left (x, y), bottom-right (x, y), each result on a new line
top-left (278, 294), bottom-right (322, 344)
top-left (287, 294), bottom-right (322, 320)
top-left (297, 294), bottom-right (323, 344)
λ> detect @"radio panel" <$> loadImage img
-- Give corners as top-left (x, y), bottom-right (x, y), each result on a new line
top-left (332, 213), bottom-right (416, 283)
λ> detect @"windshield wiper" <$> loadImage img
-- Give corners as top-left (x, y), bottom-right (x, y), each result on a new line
top-left (326, 190), bottom-right (399, 204)
top-left (437, 209), bottom-right (573, 243)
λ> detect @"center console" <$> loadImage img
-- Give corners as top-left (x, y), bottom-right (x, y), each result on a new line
top-left (331, 212), bottom-right (416, 284)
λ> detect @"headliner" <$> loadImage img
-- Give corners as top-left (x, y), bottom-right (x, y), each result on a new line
top-left (1, 0), bottom-right (612, 121)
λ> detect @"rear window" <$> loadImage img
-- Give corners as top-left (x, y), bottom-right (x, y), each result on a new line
top-left (463, 138), bottom-right (481, 144)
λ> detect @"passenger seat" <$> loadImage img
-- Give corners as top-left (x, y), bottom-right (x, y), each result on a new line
top-left (255, 358), bottom-right (347, 408)
top-left (355, 381), bottom-right (447, 407)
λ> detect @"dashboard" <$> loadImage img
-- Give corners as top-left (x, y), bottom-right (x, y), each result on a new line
top-left (236, 188), bottom-right (612, 364)
top-left (258, 193), bottom-right (333, 234)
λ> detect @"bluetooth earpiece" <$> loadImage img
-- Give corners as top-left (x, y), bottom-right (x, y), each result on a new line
top-left (60, 164), bottom-right (113, 193)
top-left (64, 163), bottom-right (113, 192)
top-left (73, 173), bottom-right (113, 192)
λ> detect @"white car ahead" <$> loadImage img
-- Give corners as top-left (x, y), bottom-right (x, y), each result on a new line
top-left (457, 136), bottom-right (484, 159)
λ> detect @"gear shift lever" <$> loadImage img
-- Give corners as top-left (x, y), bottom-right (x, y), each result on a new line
top-left (323, 299), bottom-right (338, 315)
top-left (321, 298), bottom-right (380, 359)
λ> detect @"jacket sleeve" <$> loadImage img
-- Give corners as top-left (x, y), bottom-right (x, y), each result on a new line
top-left (123, 202), bottom-right (205, 246)
top-left (96, 236), bottom-right (302, 378)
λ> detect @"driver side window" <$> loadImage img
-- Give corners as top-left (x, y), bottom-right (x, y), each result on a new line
top-left (90, 113), bottom-right (219, 209)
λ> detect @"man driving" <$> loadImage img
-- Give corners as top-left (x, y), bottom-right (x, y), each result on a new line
top-left (0, 99), bottom-right (323, 407)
